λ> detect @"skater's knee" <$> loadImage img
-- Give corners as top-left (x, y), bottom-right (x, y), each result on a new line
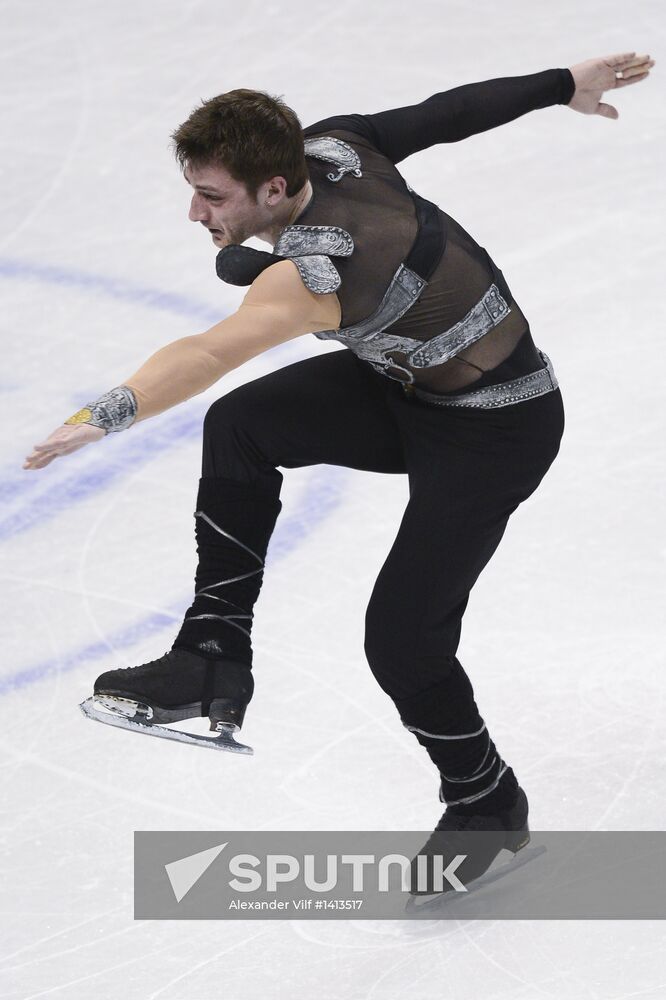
top-left (364, 593), bottom-right (467, 704)
top-left (363, 591), bottom-right (424, 670)
top-left (363, 621), bottom-right (420, 697)
top-left (204, 391), bottom-right (250, 433)
top-left (202, 391), bottom-right (283, 488)
top-left (203, 390), bottom-right (271, 454)
top-left (364, 575), bottom-right (464, 683)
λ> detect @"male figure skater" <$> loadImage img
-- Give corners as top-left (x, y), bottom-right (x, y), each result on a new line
top-left (23, 52), bottom-right (654, 885)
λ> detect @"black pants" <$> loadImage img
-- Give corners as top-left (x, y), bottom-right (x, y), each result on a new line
top-left (174, 348), bottom-right (565, 811)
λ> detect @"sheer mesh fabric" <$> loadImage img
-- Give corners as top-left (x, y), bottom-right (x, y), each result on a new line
top-left (298, 127), bottom-right (540, 394)
top-left (385, 209), bottom-right (534, 393)
top-left (296, 132), bottom-right (417, 328)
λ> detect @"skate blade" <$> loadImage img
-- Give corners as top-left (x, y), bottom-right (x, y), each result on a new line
top-left (79, 697), bottom-right (253, 754)
top-left (404, 845), bottom-right (547, 914)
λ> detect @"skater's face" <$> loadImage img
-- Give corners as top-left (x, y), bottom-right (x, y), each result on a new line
top-left (185, 162), bottom-right (286, 248)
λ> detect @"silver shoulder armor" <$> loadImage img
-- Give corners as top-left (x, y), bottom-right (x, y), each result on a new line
top-left (273, 223), bottom-right (354, 294)
top-left (303, 136), bottom-right (363, 182)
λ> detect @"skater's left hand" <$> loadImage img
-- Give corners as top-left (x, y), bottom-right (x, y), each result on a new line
top-left (567, 52), bottom-right (655, 119)
top-left (22, 423), bottom-right (106, 470)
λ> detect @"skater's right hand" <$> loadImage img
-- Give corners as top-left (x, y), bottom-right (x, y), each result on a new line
top-left (567, 52), bottom-right (655, 119)
top-left (23, 423), bottom-right (106, 470)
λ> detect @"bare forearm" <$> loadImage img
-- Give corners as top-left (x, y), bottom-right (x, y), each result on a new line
top-left (123, 333), bottom-right (228, 424)
top-left (25, 260), bottom-right (333, 469)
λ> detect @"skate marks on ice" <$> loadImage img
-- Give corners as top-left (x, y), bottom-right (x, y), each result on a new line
top-left (79, 696), bottom-right (254, 754)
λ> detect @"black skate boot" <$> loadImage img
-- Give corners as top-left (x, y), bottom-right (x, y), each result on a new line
top-left (81, 476), bottom-right (283, 754)
top-left (407, 786), bottom-right (532, 909)
top-left (80, 648), bottom-right (255, 754)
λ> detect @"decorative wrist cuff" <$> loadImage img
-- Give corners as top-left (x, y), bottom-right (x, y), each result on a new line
top-left (64, 385), bottom-right (138, 434)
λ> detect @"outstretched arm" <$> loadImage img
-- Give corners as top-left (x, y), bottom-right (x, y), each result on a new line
top-left (305, 52), bottom-right (654, 163)
top-left (22, 260), bottom-right (340, 470)
top-left (121, 261), bottom-right (339, 425)
top-left (359, 67), bottom-right (575, 162)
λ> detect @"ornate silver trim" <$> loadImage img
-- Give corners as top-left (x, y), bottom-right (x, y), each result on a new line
top-left (291, 255), bottom-right (342, 294)
top-left (409, 285), bottom-right (511, 368)
top-left (314, 274), bottom-right (512, 383)
top-left (271, 223), bottom-right (354, 294)
top-left (412, 351), bottom-right (559, 409)
top-left (65, 385), bottom-right (138, 434)
top-left (274, 224), bottom-right (354, 259)
top-left (303, 136), bottom-right (363, 182)
top-left (314, 263), bottom-right (427, 369)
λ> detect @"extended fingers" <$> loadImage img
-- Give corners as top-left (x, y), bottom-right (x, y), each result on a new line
top-left (606, 51), bottom-right (637, 67)
top-left (23, 441), bottom-right (68, 468)
top-left (23, 452), bottom-right (58, 469)
top-left (610, 53), bottom-right (655, 81)
top-left (605, 51), bottom-right (654, 68)
top-left (616, 67), bottom-right (655, 88)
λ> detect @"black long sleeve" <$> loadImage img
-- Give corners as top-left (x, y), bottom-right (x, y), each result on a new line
top-left (304, 68), bottom-right (576, 164)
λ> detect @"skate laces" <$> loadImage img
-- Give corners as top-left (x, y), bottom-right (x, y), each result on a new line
top-left (112, 649), bottom-right (183, 678)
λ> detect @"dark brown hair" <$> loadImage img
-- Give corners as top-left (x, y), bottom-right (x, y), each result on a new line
top-left (170, 88), bottom-right (309, 199)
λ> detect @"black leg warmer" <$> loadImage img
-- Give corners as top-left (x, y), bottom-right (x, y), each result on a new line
top-left (172, 476), bottom-right (282, 666)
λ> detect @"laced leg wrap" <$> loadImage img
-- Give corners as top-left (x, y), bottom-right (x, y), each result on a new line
top-left (404, 720), bottom-right (509, 807)
top-left (172, 478), bottom-right (282, 664)
top-left (394, 657), bottom-right (517, 810)
top-left (185, 510), bottom-right (266, 641)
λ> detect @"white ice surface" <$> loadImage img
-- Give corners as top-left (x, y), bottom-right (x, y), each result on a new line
top-left (1, 0), bottom-right (665, 997)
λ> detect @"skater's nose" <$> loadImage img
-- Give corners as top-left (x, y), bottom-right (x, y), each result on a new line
top-left (189, 191), bottom-right (210, 223)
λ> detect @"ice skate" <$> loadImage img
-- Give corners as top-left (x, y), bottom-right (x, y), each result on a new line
top-left (79, 648), bottom-right (255, 754)
top-left (405, 786), bottom-right (540, 911)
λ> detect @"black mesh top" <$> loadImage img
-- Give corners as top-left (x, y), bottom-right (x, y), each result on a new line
top-left (295, 67), bottom-right (575, 394)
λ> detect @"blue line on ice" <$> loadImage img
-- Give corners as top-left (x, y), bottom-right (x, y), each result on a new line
top-left (0, 255), bottom-right (222, 323)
